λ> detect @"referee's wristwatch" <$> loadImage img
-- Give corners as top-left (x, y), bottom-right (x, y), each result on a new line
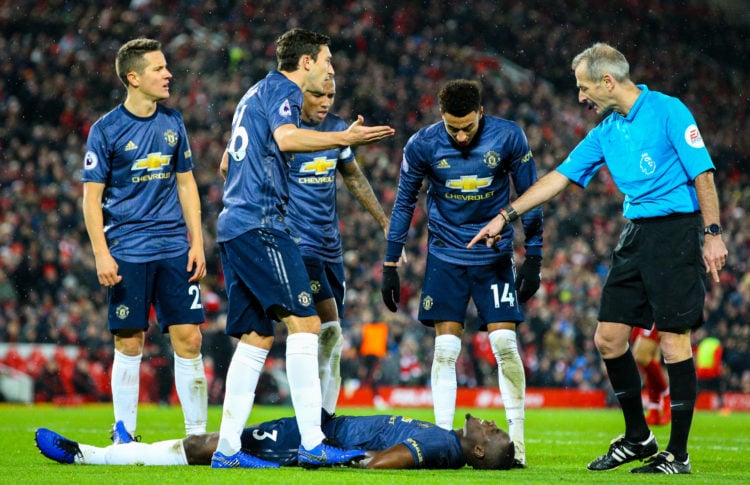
top-left (704, 224), bottom-right (723, 236)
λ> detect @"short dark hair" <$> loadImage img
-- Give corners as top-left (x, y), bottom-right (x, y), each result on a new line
top-left (438, 79), bottom-right (481, 117)
top-left (116, 38), bottom-right (162, 88)
top-left (275, 28), bottom-right (330, 72)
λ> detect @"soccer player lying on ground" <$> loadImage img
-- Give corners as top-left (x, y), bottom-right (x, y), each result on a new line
top-left (35, 412), bottom-right (515, 470)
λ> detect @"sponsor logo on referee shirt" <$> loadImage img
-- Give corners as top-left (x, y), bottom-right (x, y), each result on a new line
top-left (684, 124), bottom-right (705, 148)
top-left (640, 152), bottom-right (656, 175)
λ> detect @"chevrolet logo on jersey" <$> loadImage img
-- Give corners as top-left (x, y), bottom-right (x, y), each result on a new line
top-left (445, 175), bottom-right (493, 192)
top-left (301, 157), bottom-right (335, 175)
top-left (131, 153), bottom-right (172, 171)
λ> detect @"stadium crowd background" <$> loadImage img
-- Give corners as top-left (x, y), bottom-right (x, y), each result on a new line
top-left (1, 0), bottom-right (748, 404)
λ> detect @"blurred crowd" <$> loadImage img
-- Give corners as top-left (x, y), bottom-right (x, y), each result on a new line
top-left (1, 0), bottom-right (748, 404)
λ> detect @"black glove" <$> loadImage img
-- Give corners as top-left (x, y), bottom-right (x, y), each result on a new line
top-left (381, 265), bottom-right (400, 312)
top-left (516, 255), bottom-right (542, 303)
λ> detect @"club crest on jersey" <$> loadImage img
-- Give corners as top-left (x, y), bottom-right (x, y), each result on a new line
top-left (483, 151), bottom-right (501, 169)
top-left (83, 151), bottom-right (98, 170)
top-left (115, 304), bottom-right (130, 320)
top-left (163, 129), bottom-right (178, 147)
top-left (132, 153), bottom-right (172, 171)
top-left (422, 295), bottom-right (434, 311)
top-left (298, 291), bottom-right (312, 307)
top-left (640, 152), bottom-right (656, 175)
top-left (310, 280), bottom-right (321, 294)
top-left (684, 124), bottom-right (705, 148)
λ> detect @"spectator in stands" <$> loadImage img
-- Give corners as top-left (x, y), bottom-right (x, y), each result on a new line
top-left (34, 359), bottom-right (66, 402)
top-left (693, 327), bottom-right (728, 413)
top-left (71, 356), bottom-right (99, 401)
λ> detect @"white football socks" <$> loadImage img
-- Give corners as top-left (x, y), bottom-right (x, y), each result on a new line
top-left (286, 332), bottom-right (325, 450)
top-left (431, 334), bottom-right (461, 430)
top-left (215, 342), bottom-right (267, 456)
top-left (111, 350), bottom-right (142, 436)
top-left (77, 440), bottom-right (188, 465)
top-left (319, 321), bottom-right (343, 414)
top-left (490, 328), bottom-right (526, 464)
top-left (173, 353), bottom-right (208, 435)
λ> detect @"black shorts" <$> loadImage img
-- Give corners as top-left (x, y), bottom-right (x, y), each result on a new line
top-left (598, 212), bottom-right (706, 332)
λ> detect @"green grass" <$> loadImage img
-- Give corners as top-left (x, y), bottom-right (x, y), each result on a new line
top-left (3, 403), bottom-right (749, 484)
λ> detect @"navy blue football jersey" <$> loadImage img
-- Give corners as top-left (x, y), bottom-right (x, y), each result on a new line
top-left (286, 113), bottom-right (354, 262)
top-left (240, 413), bottom-right (465, 468)
top-left (218, 71), bottom-right (302, 242)
top-left (387, 115), bottom-right (543, 264)
top-left (82, 104), bottom-right (193, 262)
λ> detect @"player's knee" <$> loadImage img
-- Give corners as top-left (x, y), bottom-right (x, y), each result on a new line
top-left (114, 330), bottom-right (145, 356)
top-left (319, 321), bottom-right (342, 349)
top-left (171, 327), bottom-right (203, 358)
top-left (594, 332), bottom-right (626, 358)
top-left (434, 334), bottom-right (461, 365)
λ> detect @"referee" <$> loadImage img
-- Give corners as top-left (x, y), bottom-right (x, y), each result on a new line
top-left (470, 42), bottom-right (727, 475)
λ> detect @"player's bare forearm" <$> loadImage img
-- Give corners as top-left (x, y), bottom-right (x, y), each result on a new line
top-left (468, 170), bottom-right (569, 248)
top-left (694, 169), bottom-right (727, 282)
top-left (694, 170), bottom-right (721, 226)
top-left (176, 171), bottom-right (206, 281)
top-left (363, 445), bottom-right (415, 469)
top-left (275, 118), bottom-right (395, 153)
top-left (83, 182), bottom-right (122, 286)
top-left (219, 150), bottom-right (229, 180)
top-left (342, 162), bottom-right (389, 232)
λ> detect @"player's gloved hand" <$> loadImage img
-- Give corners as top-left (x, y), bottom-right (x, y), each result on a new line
top-left (516, 255), bottom-right (542, 303)
top-left (381, 265), bottom-right (400, 312)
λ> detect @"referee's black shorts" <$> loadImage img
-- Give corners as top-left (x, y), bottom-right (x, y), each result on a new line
top-left (598, 212), bottom-right (706, 332)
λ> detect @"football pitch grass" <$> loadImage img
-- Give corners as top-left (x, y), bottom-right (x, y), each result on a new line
top-left (3, 403), bottom-right (748, 484)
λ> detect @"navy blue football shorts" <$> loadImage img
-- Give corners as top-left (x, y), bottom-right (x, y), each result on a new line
top-left (220, 228), bottom-right (317, 338)
top-left (302, 256), bottom-right (346, 316)
top-left (599, 212), bottom-right (706, 332)
top-left (418, 252), bottom-right (524, 330)
top-left (108, 252), bottom-right (205, 333)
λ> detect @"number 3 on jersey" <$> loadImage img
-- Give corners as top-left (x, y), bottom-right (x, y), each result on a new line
top-left (491, 283), bottom-right (515, 308)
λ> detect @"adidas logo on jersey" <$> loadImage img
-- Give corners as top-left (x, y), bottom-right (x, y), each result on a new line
top-left (436, 159), bottom-right (451, 169)
top-left (125, 141), bottom-right (138, 151)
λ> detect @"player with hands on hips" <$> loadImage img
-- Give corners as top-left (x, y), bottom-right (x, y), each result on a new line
top-left (382, 79), bottom-right (543, 468)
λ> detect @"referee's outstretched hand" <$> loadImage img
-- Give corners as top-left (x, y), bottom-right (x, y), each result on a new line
top-left (516, 255), bottom-right (542, 303)
top-left (381, 265), bottom-right (400, 312)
